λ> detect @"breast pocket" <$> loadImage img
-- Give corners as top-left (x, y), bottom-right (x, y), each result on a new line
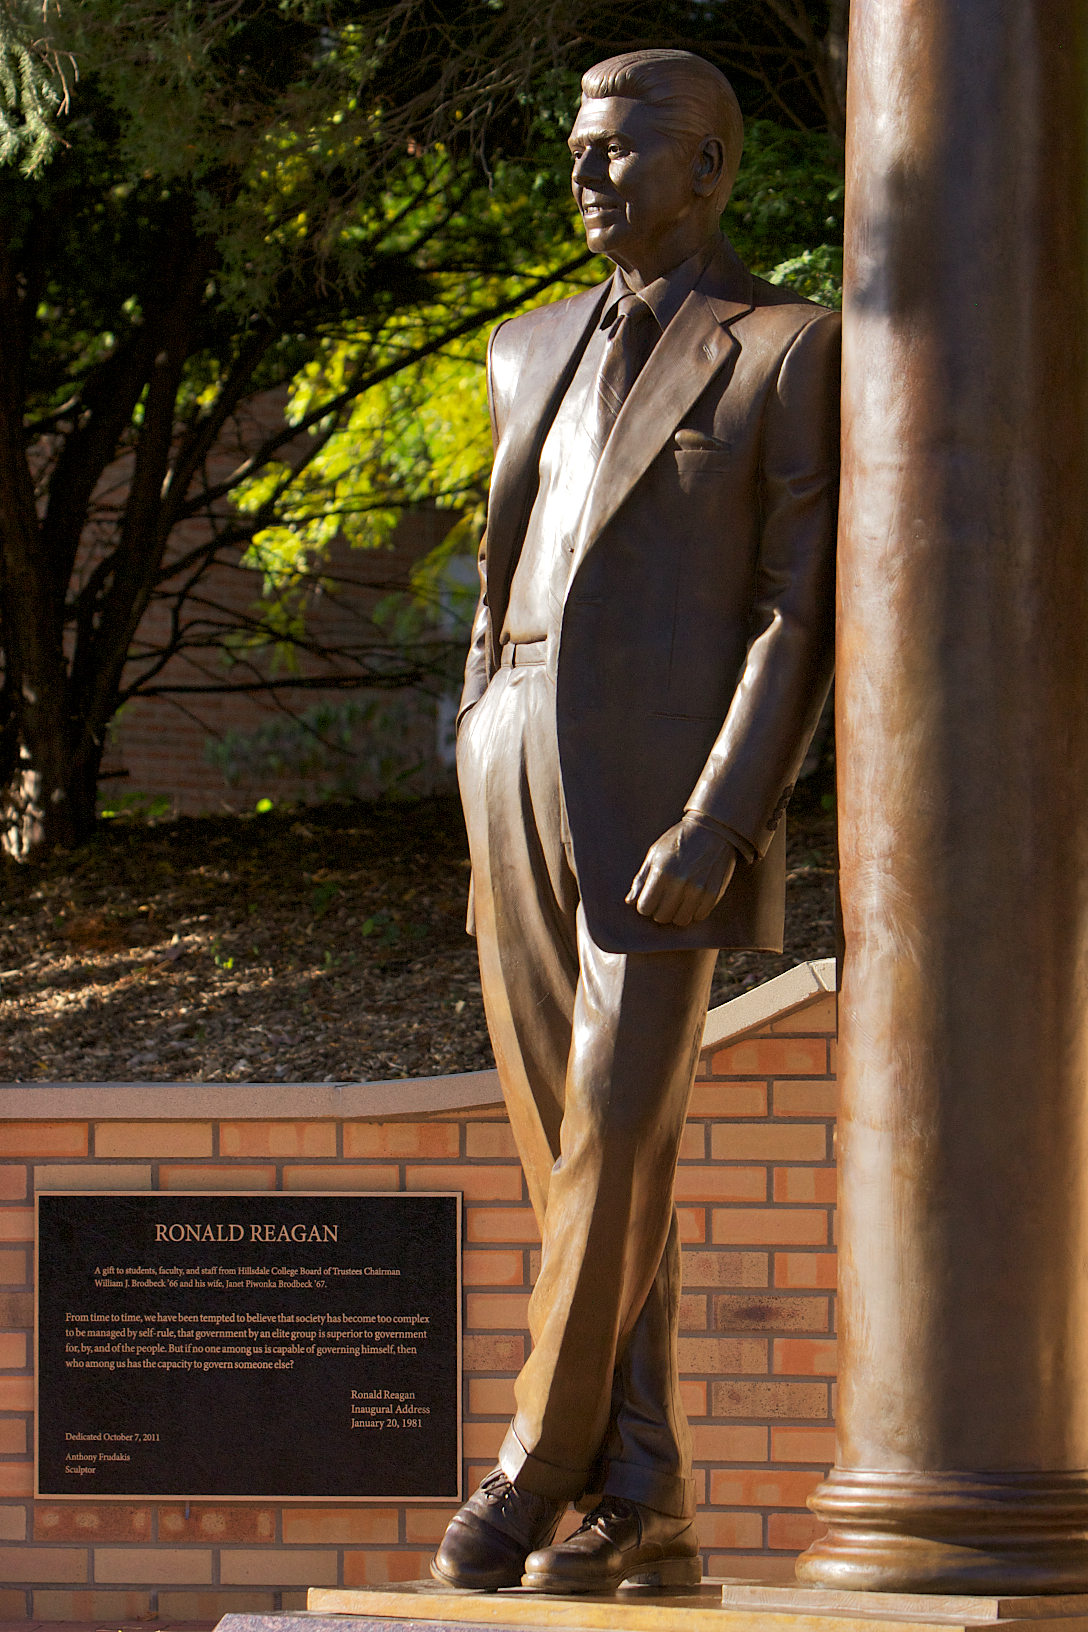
top-left (673, 448), bottom-right (731, 493)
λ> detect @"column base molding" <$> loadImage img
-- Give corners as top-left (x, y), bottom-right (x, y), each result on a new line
top-left (798, 1468), bottom-right (1088, 1593)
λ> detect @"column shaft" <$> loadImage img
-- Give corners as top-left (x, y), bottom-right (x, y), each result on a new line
top-left (798, 0), bottom-right (1088, 1593)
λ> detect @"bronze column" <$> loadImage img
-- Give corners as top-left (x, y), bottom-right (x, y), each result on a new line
top-left (797, 0), bottom-right (1088, 1595)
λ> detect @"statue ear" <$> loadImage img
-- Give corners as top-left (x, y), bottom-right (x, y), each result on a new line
top-left (692, 136), bottom-right (726, 198)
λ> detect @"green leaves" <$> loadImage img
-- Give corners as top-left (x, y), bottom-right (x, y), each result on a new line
top-left (724, 120), bottom-right (845, 277)
top-left (230, 138), bottom-right (605, 631)
top-left (766, 245), bottom-right (843, 310)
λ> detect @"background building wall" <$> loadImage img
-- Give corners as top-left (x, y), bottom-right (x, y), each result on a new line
top-left (103, 512), bottom-right (466, 818)
top-left (0, 968), bottom-right (837, 1618)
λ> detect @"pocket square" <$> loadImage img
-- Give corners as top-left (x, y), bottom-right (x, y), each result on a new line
top-left (674, 429), bottom-right (728, 451)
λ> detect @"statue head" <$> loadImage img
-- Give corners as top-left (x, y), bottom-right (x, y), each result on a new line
top-left (569, 50), bottom-right (744, 281)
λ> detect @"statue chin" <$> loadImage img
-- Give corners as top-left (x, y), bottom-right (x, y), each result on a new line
top-left (581, 221), bottom-right (624, 258)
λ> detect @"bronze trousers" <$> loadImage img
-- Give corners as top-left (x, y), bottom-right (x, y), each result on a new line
top-left (458, 659), bottom-right (716, 1519)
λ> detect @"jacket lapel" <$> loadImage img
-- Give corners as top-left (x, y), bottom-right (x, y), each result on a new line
top-left (565, 246), bottom-right (753, 594)
top-left (484, 281), bottom-right (610, 655)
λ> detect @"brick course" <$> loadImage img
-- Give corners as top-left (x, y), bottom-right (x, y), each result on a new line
top-left (0, 967), bottom-right (837, 1615)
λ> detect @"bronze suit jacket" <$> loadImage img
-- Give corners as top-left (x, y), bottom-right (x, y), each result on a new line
top-left (459, 236), bottom-right (840, 955)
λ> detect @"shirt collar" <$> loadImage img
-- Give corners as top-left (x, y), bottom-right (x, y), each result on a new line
top-left (601, 239), bottom-right (718, 334)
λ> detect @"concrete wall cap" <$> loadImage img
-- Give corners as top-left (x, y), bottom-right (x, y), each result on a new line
top-left (700, 958), bottom-right (837, 1052)
top-left (0, 961), bottom-right (836, 1121)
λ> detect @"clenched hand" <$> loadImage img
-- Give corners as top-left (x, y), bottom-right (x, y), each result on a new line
top-left (626, 813), bottom-right (737, 927)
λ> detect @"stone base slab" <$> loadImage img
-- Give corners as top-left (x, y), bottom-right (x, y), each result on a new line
top-left (210, 1579), bottom-right (1088, 1632)
top-left (226, 1587), bottom-right (729, 1632)
top-left (719, 1584), bottom-right (1088, 1623)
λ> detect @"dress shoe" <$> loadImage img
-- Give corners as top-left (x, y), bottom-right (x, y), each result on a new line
top-left (522, 1494), bottom-right (701, 1593)
top-left (431, 1466), bottom-right (565, 1590)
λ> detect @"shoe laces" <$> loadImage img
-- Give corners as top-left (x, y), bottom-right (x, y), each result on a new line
top-left (575, 1495), bottom-right (639, 1538)
top-left (478, 1466), bottom-right (552, 1522)
top-left (478, 1467), bottom-right (519, 1514)
top-left (476, 1468), bottom-right (561, 1540)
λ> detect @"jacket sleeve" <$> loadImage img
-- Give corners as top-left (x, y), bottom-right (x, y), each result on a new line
top-left (685, 308), bottom-right (840, 855)
top-left (455, 321), bottom-right (506, 730)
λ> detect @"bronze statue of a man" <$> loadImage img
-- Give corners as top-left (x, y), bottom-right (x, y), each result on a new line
top-left (434, 47), bottom-right (839, 1594)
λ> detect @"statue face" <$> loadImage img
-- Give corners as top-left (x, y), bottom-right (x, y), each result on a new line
top-left (568, 96), bottom-right (701, 273)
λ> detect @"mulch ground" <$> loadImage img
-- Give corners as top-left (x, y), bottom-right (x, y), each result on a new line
top-left (0, 783), bottom-right (837, 1084)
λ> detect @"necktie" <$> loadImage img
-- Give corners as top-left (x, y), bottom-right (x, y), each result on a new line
top-left (588, 293), bottom-right (658, 456)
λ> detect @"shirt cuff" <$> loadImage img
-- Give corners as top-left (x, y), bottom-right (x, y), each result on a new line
top-left (683, 808), bottom-right (758, 865)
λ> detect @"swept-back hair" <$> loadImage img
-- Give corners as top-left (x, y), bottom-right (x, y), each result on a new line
top-left (580, 49), bottom-right (744, 208)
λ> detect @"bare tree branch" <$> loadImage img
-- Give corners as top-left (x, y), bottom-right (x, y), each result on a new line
top-left (175, 248), bottom-right (595, 520)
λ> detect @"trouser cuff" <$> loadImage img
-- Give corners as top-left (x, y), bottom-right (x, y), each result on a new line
top-left (499, 1421), bottom-right (593, 1503)
top-left (603, 1460), bottom-right (696, 1519)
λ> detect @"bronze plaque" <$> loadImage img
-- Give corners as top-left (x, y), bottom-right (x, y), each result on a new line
top-left (36, 1191), bottom-right (461, 1500)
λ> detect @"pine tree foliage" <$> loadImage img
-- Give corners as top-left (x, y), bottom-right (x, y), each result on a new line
top-left (0, 0), bottom-right (73, 174)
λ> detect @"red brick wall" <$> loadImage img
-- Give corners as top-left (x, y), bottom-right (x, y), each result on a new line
top-left (102, 505), bottom-right (460, 816)
top-left (96, 434), bottom-right (459, 816)
top-left (51, 385), bottom-right (462, 817)
top-left (684, 991), bottom-right (837, 1563)
top-left (0, 982), bottom-right (837, 1618)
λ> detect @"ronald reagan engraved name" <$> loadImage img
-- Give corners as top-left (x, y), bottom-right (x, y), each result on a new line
top-left (154, 1222), bottom-right (339, 1243)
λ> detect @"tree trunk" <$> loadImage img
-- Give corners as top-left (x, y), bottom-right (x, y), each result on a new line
top-left (0, 217), bottom-right (212, 857)
top-left (14, 738), bottom-right (106, 858)
top-left (0, 617), bottom-right (112, 858)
